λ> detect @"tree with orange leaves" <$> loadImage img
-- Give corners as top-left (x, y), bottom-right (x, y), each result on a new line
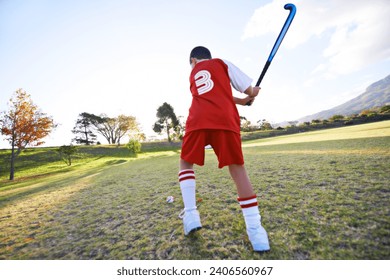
top-left (0, 89), bottom-right (56, 180)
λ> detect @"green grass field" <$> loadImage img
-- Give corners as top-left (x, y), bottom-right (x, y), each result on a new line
top-left (0, 121), bottom-right (389, 259)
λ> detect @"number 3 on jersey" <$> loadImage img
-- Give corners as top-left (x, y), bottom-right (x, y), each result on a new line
top-left (195, 70), bottom-right (214, 95)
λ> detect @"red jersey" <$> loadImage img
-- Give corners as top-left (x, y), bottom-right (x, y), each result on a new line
top-left (186, 59), bottom-right (241, 134)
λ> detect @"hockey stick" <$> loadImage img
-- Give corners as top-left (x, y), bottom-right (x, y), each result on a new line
top-left (246, 3), bottom-right (296, 105)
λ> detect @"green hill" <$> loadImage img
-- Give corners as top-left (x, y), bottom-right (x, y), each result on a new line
top-left (299, 74), bottom-right (390, 122)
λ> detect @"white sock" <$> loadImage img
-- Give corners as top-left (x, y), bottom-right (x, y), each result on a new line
top-left (179, 169), bottom-right (196, 211)
top-left (238, 195), bottom-right (261, 227)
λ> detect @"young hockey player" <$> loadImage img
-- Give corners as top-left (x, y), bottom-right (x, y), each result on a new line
top-left (178, 46), bottom-right (270, 252)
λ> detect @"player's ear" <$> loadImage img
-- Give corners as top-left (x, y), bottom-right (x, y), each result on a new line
top-left (190, 57), bottom-right (197, 68)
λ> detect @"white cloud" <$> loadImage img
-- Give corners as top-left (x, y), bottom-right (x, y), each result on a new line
top-left (242, 0), bottom-right (390, 76)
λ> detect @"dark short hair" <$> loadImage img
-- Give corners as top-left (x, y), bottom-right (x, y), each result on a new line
top-left (189, 46), bottom-right (212, 64)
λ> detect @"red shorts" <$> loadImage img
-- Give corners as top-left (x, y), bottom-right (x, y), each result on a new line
top-left (181, 129), bottom-right (244, 168)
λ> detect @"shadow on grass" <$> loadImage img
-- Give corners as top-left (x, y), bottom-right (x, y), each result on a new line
top-left (0, 165), bottom-right (109, 209)
top-left (103, 159), bottom-right (128, 166)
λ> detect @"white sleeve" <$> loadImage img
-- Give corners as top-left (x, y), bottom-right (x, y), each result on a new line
top-left (222, 59), bottom-right (252, 93)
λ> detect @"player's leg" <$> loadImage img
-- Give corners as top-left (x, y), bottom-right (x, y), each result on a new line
top-left (228, 164), bottom-right (255, 198)
top-left (211, 130), bottom-right (270, 252)
top-left (229, 164), bottom-right (270, 252)
top-left (178, 131), bottom-right (205, 235)
top-left (178, 159), bottom-right (202, 235)
top-left (179, 159), bottom-right (197, 212)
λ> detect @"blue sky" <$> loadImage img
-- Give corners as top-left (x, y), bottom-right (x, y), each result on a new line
top-left (1, 0), bottom-right (389, 148)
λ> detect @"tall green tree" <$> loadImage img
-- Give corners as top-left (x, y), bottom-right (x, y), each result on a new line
top-left (93, 114), bottom-right (139, 145)
top-left (72, 113), bottom-right (140, 145)
top-left (153, 102), bottom-right (179, 142)
top-left (240, 116), bottom-right (252, 132)
top-left (72, 112), bottom-right (98, 145)
top-left (171, 115), bottom-right (185, 141)
top-left (257, 119), bottom-right (273, 131)
top-left (0, 89), bottom-right (56, 180)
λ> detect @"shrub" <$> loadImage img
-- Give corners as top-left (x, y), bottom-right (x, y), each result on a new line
top-left (379, 105), bottom-right (390, 114)
top-left (330, 114), bottom-right (344, 122)
top-left (126, 139), bottom-right (141, 154)
top-left (57, 145), bottom-right (78, 166)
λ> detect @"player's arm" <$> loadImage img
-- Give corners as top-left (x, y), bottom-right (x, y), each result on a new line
top-left (233, 95), bottom-right (254, 106)
top-left (223, 60), bottom-right (260, 105)
top-left (233, 86), bottom-right (260, 106)
top-left (242, 85), bottom-right (260, 106)
top-left (244, 85), bottom-right (260, 98)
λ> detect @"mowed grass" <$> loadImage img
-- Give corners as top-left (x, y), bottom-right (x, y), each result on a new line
top-left (0, 121), bottom-right (389, 259)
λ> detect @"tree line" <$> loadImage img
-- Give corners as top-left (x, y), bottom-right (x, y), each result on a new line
top-left (72, 102), bottom-right (184, 145)
top-left (0, 90), bottom-right (182, 180)
top-left (240, 105), bottom-right (390, 141)
top-left (72, 112), bottom-right (143, 145)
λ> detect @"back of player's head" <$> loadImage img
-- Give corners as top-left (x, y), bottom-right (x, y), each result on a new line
top-left (189, 46), bottom-right (212, 63)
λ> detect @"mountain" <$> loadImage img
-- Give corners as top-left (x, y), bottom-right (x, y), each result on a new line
top-left (298, 74), bottom-right (390, 122)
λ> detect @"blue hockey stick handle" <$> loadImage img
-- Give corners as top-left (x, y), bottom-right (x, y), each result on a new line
top-left (267, 3), bottom-right (296, 63)
top-left (246, 3), bottom-right (296, 106)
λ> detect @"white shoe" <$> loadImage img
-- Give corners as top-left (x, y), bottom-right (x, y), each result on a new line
top-left (247, 224), bottom-right (270, 252)
top-left (181, 209), bottom-right (202, 235)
